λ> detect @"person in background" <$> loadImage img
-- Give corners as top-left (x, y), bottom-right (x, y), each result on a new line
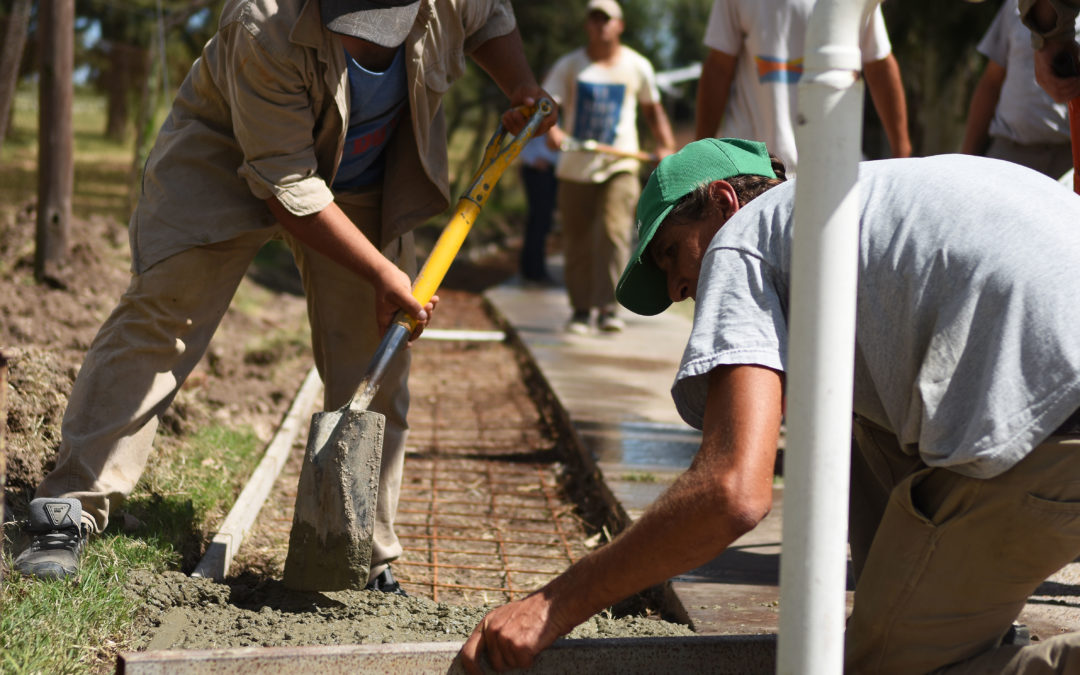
top-left (12, 0), bottom-right (555, 596)
top-left (695, 0), bottom-right (911, 172)
top-left (517, 135), bottom-right (560, 286)
top-left (963, 0), bottom-right (1076, 178)
top-left (542, 0), bottom-right (676, 335)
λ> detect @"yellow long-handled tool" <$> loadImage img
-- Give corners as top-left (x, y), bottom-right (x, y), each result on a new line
top-left (283, 99), bottom-right (553, 592)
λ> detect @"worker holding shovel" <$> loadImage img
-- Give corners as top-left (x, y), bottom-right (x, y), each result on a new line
top-left (460, 140), bottom-right (1080, 673)
top-left (13, 0), bottom-right (555, 595)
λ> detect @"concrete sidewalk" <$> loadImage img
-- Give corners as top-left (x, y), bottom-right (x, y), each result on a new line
top-left (485, 264), bottom-right (1080, 642)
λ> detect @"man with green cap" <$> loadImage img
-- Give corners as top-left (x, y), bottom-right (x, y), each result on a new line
top-left (459, 139), bottom-right (1080, 673)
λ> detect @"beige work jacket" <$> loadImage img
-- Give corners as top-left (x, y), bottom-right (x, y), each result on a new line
top-left (130, 0), bottom-right (514, 273)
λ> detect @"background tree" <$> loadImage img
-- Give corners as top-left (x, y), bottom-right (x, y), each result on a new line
top-left (0, 0), bottom-right (33, 154)
top-left (36, 0), bottom-right (74, 281)
top-left (879, 0), bottom-right (998, 157)
top-left (76, 0), bottom-right (218, 142)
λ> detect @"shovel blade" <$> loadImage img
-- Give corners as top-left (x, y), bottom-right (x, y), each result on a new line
top-left (282, 408), bottom-right (385, 591)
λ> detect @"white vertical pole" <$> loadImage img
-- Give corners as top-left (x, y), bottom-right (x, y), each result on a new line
top-left (777, 0), bottom-right (876, 673)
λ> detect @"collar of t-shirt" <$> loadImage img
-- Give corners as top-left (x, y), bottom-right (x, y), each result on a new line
top-left (332, 46), bottom-right (408, 191)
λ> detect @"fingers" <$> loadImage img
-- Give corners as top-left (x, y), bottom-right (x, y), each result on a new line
top-left (502, 107), bottom-right (529, 135)
top-left (407, 297), bottom-right (438, 343)
top-left (457, 609), bottom-right (545, 674)
top-left (1035, 43), bottom-right (1080, 102)
top-left (458, 624), bottom-right (487, 675)
top-left (503, 87), bottom-right (558, 136)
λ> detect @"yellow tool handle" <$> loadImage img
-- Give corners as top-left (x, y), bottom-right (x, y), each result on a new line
top-left (396, 98), bottom-right (553, 331)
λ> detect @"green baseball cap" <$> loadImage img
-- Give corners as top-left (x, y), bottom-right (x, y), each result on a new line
top-left (615, 138), bottom-right (776, 316)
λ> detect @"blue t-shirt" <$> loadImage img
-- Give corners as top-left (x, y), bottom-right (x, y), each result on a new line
top-left (333, 47), bottom-right (408, 190)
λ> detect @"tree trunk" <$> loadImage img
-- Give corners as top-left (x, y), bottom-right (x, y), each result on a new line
top-left (105, 43), bottom-right (147, 143)
top-left (0, 0), bottom-right (33, 154)
top-left (0, 350), bottom-right (7, 581)
top-left (36, 0), bottom-right (74, 281)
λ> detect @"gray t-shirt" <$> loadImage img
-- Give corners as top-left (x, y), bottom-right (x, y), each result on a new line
top-left (673, 155), bottom-right (1080, 479)
top-left (977, 2), bottom-right (1072, 146)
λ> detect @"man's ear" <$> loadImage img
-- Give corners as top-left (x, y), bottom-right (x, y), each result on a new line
top-left (708, 180), bottom-right (740, 222)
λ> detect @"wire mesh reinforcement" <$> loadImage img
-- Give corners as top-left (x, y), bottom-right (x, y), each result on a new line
top-left (392, 336), bottom-right (592, 604)
top-left (228, 295), bottom-right (595, 606)
top-left (394, 456), bottom-right (588, 604)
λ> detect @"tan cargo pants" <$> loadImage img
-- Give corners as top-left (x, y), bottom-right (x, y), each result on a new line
top-left (36, 189), bottom-right (411, 582)
top-left (556, 172), bottom-right (640, 315)
top-left (846, 419), bottom-right (1080, 674)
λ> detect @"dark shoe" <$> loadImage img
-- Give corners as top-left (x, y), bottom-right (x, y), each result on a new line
top-left (1002, 623), bottom-right (1031, 646)
top-left (13, 498), bottom-right (91, 580)
top-left (365, 566), bottom-right (407, 596)
top-left (565, 310), bottom-right (591, 335)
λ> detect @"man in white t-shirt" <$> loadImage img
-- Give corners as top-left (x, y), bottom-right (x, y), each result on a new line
top-left (962, 0), bottom-right (1076, 178)
top-left (695, 0), bottom-right (912, 171)
top-left (459, 140), bottom-right (1080, 673)
top-left (542, 0), bottom-right (675, 334)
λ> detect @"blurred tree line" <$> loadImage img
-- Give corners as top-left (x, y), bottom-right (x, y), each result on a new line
top-left (0, 0), bottom-right (1015, 185)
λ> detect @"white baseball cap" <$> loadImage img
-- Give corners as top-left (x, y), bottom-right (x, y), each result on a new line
top-left (586, 0), bottom-right (623, 20)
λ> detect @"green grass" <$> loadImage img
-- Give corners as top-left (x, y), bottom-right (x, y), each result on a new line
top-left (1, 535), bottom-right (176, 674)
top-left (133, 424), bottom-right (264, 533)
top-left (0, 423), bottom-right (265, 674)
top-left (1, 86), bottom-right (280, 674)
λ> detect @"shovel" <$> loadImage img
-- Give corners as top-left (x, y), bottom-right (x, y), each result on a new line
top-left (282, 99), bottom-right (554, 592)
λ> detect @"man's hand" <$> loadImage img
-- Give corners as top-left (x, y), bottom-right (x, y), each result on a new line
top-left (1035, 39), bottom-right (1080, 102)
top-left (410, 295), bottom-right (438, 342)
top-left (502, 84), bottom-right (558, 137)
top-left (545, 125), bottom-right (568, 152)
top-left (369, 259), bottom-right (437, 341)
top-left (469, 27), bottom-right (558, 137)
top-left (457, 593), bottom-right (564, 674)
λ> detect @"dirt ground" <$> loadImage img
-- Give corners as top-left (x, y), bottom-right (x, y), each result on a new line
top-left (0, 202), bottom-right (691, 664)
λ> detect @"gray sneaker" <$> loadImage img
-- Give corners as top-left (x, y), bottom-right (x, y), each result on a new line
top-left (13, 498), bottom-right (90, 580)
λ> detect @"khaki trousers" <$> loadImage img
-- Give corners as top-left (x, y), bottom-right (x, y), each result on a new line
top-left (986, 136), bottom-right (1074, 181)
top-left (37, 189), bottom-right (412, 581)
top-left (557, 172), bottom-right (639, 314)
top-left (846, 419), bottom-right (1080, 674)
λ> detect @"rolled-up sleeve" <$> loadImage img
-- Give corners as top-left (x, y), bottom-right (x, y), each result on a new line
top-left (462, 0), bottom-right (515, 54)
top-left (223, 23), bottom-right (334, 216)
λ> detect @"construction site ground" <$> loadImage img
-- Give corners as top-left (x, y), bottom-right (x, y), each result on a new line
top-left (4, 195), bottom-right (1080, 668)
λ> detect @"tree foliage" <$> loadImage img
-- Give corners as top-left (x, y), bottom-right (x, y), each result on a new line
top-left (75, 0), bottom-right (220, 141)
